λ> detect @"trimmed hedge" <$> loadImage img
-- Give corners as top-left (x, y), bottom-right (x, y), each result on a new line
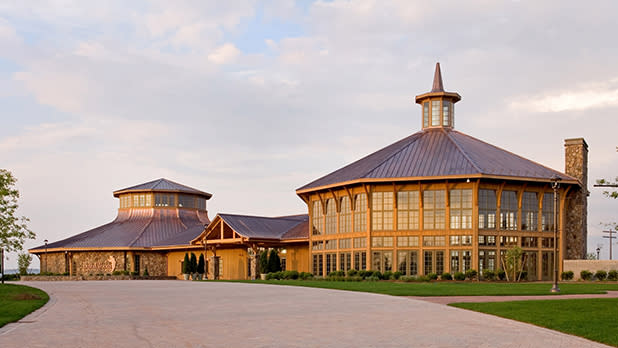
top-left (561, 271), bottom-right (574, 281)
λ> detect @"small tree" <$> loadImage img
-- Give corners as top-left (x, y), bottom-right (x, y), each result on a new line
top-left (182, 253), bottom-right (190, 274)
top-left (259, 250), bottom-right (269, 274)
top-left (190, 253), bottom-right (197, 274)
top-left (268, 249), bottom-right (281, 273)
top-left (197, 254), bottom-right (205, 274)
top-left (1, 170), bottom-right (35, 253)
top-left (502, 246), bottom-right (525, 282)
top-left (17, 252), bottom-right (32, 275)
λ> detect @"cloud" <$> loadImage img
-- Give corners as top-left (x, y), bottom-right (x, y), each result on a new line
top-left (208, 43), bottom-right (241, 64)
top-left (509, 78), bottom-right (618, 113)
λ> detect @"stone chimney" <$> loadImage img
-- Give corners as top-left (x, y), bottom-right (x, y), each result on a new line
top-left (564, 138), bottom-right (588, 259)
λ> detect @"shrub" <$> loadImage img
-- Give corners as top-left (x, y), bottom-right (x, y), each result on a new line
top-left (345, 276), bottom-right (363, 282)
top-left (441, 272), bottom-right (452, 280)
top-left (400, 276), bottom-right (415, 282)
top-left (453, 272), bottom-right (466, 281)
top-left (182, 253), bottom-right (190, 274)
top-left (608, 270), bottom-right (618, 281)
top-left (259, 250), bottom-right (268, 274)
top-left (122, 270), bottom-right (130, 275)
top-left (17, 253), bottom-right (32, 275)
top-left (268, 249), bottom-right (282, 273)
top-left (371, 270), bottom-right (383, 280)
top-left (496, 269), bottom-right (506, 280)
top-left (266, 271), bottom-right (285, 280)
top-left (365, 276), bottom-right (380, 282)
top-left (392, 271), bottom-right (402, 280)
top-left (465, 269), bottom-right (478, 280)
top-left (595, 270), bottom-right (607, 281)
top-left (427, 273), bottom-right (438, 280)
top-left (190, 253), bottom-right (197, 274)
top-left (382, 271), bottom-right (394, 280)
top-left (483, 269), bottom-right (495, 281)
top-left (299, 272), bottom-right (313, 280)
top-left (143, 267), bottom-right (149, 277)
top-left (358, 270), bottom-right (373, 278)
top-left (417, 275), bottom-right (431, 282)
top-left (282, 270), bottom-right (299, 280)
top-left (347, 269), bottom-right (358, 277)
top-left (130, 271), bottom-right (138, 276)
top-left (561, 271), bottom-right (574, 281)
top-left (580, 270), bottom-right (593, 281)
top-left (197, 254), bottom-right (205, 275)
top-left (112, 270), bottom-right (122, 276)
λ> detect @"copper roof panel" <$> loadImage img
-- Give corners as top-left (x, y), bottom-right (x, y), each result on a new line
top-left (218, 214), bottom-right (308, 240)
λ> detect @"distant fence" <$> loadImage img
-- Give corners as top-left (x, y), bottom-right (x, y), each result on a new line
top-left (564, 260), bottom-right (618, 280)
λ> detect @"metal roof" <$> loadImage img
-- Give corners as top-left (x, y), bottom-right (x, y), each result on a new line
top-left (30, 208), bottom-right (210, 251)
top-left (297, 128), bottom-right (578, 192)
top-left (113, 178), bottom-right (212, 198)
top-left (217, 213), bottom-right (308, 240)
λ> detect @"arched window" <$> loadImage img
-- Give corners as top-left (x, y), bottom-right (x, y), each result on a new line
top-left (312, 201), bottom-right (323, 235)
top-left (353, 193), bottom-right (367, 232)
top-left (339, 196), bottom-right (351, 233)
top-left (325, 199), bottom-right (337, 234)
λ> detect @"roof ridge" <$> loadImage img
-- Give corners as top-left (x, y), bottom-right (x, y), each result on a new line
top-left (444, 129), bottom-right (482, 173)
top-left (451, 131), bottom-right (578, 181)
top-left (363, 132), bottom-right (424, 179)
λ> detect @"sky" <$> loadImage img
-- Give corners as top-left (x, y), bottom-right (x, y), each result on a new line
top-left (1, 0), bottom-right (617, 269)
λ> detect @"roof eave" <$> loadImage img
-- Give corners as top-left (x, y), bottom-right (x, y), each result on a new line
top-left (415, 91), bottom-right (461, 103)
top-left (113, 189), bottom-right (213, 199)
top-left (296, 174), bottom-right (580, 195)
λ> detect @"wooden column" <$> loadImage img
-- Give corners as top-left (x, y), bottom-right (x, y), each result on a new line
top-left (250, 244), bottom-right (258, 280)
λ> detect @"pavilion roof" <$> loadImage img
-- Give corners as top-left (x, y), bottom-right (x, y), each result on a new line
top-left (113, 178), bottom-right (212, 199)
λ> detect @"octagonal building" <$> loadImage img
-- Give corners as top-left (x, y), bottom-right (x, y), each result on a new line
top-left (296, 63), bottom-right (588, 280)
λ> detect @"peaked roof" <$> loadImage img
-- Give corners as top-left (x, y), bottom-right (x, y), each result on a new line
top-left (113, 178), bottom-right (212, 198)
top-left (297, 128), bottom-right (578, 193)
top-left (199, 213), bottom-right (308, 242)
top-left (30, 208), bottom-right (210, 251)
top-left (431, 62), bottom-right (444, 92)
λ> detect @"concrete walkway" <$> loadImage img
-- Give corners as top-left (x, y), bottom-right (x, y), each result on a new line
top-left (411, 290), bottom-right (618, 305)
top-left (0, 281), bottom-right (612, 348)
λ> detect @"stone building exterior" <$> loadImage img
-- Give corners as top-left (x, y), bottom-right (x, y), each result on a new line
top-left (564, 138), bottom-right (588, 259)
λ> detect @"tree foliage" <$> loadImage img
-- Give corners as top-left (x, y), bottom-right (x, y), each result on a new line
top-left (182, 253), bottom-right (190, 274)
top-left (0, 169), bottom-right (35, 252)
top-left (501, 246), bottom-right (526, 282)
top-left (190, 253), bottom-right (197, 273)
top-left (259, 250), bottom-right (269, 274)
top-left (17, 252), bottom-right (32, 275)
top-left (596, 177), bottom-right (618, 199)
top-left (268, 249), bottom-right (282, 273)
top-left (197, 254), bottom-right (205, 274)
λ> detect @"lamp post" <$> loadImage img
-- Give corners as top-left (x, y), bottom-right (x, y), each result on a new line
top-left (597, 247), bottom-right (601, 260)
top-left (44, 239), bottom-right (48, 274)
top-left (551, 176), bottom-right (561, 293)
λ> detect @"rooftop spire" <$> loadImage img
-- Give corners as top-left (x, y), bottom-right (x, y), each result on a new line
top-left (431, 62), bottom-right (444, 92)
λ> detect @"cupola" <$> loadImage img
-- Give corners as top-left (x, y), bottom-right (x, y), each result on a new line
top-left (415, 63), bottom-right (461, 130)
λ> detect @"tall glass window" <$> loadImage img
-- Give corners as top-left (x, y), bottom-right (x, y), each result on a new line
top-left (353, 251), bottom-right (366, 270)
top-left (423, 102), bottom-right (429, 128)
top-left (397, 251), bottom-right (418, 276)
top-left (542, 192), bottom-right (558, 231)
top-left (312, 201), bottom-right (323, 235)
top-left (450, 189), bottom-right (472, 229)
top-left (178, 194), bottom-right (194, 208)
top-left (372, 251), bottom-right (393, 273)
top-left (155, 193), bottom-right (175, 207)
top-left (325, 199), bottom-right (337, 234)
top-left (353, 194), bottom-right (367, 232)
top-left (431, 100), bottom-right (440, 126)
top-left (423, 190), bottom-right (446, 229)
top-left (372, 192), bottom-right (393, 231)
top-left (478, 189), bottom-right (496, 229)
top-left (442, 101), bottom-right (451, 126)
top-left (500, 191), bottom-right (518, 230)
top-left (339, 196), bottom-right (351, 233)
top-left (521, 192), bottom-right (538, 231)
top-left (397, 191), bottom-right (419, 230)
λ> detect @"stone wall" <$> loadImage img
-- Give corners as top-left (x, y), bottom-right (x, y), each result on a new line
top-left (35, 250), bottom-right (168, 276)
top-left (564, 260), bottom-right (618, 280)
top-left (564, 138), bottom-right (588, 259)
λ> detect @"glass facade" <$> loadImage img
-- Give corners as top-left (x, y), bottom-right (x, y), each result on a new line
top-left (397, 191), bottom-right (419, 230)
top-left (372, 192), bottom-right (393, 231)
top-left (423, 190), bottom-right (445, 229)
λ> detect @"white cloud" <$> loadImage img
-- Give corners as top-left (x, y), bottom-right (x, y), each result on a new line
top-left (207, 43), bottom-right (241, 64)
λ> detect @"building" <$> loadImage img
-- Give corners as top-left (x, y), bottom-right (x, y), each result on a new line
top-left (295, 63), bottom-right (588, 280)
top-left (29, 178), bottom-right (212, 277)
top-left (30, 64), bottom-right (588, 281)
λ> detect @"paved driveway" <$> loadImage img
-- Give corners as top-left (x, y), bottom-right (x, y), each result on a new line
top-left (0, 281), bottom-right (611, 348)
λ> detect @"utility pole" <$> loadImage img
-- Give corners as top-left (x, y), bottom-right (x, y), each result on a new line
top-left (603, 230), bottom-right (616, 260)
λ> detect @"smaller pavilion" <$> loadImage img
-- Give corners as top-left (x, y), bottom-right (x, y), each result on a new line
top-left (191, 214), bottom-right (309, 279)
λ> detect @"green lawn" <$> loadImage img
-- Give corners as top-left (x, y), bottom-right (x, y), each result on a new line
top-left (0, 284), bottom-right (49, 327)
top-left (222, 279), bottom-right (618, 296)
top-left (452, 298), bottom-right (618, 347)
